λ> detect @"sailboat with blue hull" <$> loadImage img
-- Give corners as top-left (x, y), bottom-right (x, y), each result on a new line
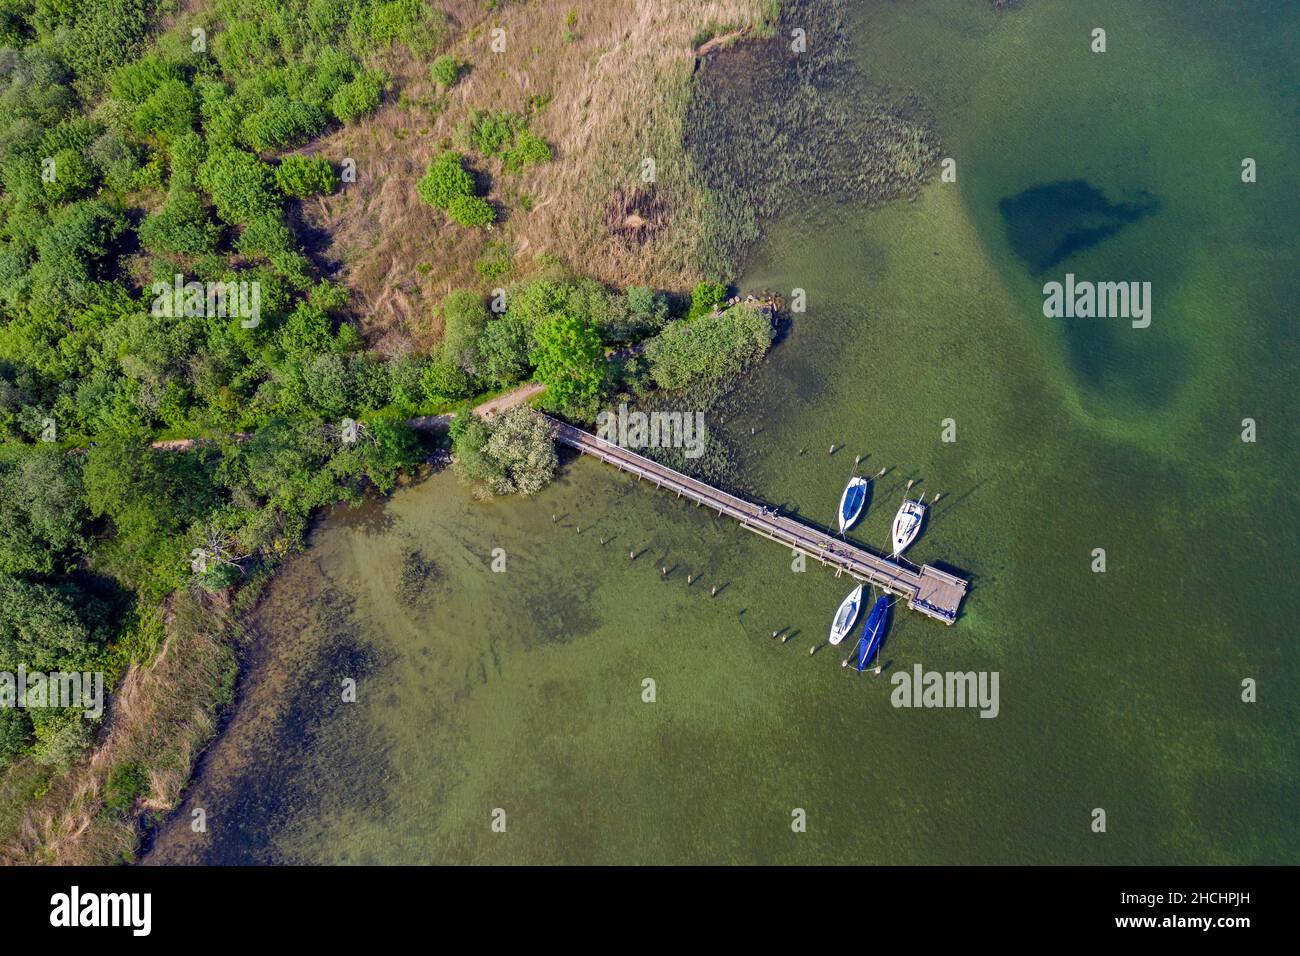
top-left (856, 595), bottom-right (890, 672)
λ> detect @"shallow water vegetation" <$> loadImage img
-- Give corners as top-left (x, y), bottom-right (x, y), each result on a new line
top-left (396, 547), bottom-right (442, 608)
top-left (684, 0), bottom-right (940, 277)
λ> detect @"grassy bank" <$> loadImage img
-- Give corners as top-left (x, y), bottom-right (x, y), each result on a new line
top-left (2, 589), bottom-right (237, 864)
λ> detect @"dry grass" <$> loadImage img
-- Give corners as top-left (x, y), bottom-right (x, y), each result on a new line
top-left (0, 591), bottom-right (236, 865)
top-left (303, 0), bottom-right (773, 351)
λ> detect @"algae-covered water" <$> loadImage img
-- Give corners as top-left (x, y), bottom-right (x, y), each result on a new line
top-left (147, 1), bottom-right (1298, 864)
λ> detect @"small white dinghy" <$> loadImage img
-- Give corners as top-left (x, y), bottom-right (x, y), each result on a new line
top-left (837, 476), bottom-right (869, 533)
top-left (828, 584), bottom-right (865, 645)
top-left (891, 498), bottom-right (926, 556)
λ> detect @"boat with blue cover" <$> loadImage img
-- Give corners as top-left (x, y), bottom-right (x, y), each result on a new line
top-left (837, 476), bottom-right (869, 533)
top-left (856, 595), bottom-right (890, 672)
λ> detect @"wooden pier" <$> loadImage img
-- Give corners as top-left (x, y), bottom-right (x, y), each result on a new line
top-left (548, 418), bottom-right (967, 624)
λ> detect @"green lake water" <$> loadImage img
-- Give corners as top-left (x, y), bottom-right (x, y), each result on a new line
top-left (146, 0), bottom-right (1298, 864)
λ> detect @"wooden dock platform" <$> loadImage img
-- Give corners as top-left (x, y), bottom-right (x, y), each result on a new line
top-left (548, 418), bottom-right (967, 624)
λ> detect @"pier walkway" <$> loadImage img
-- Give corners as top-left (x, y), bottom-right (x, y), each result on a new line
top-left (548, 418), bottom-right (967, 624)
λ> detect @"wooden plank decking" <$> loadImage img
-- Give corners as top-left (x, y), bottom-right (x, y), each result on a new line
top-left (548, 417), bottom-right (967, 624)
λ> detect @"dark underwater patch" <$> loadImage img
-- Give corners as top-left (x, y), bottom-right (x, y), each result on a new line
top-left (999, 180), bottom-right (1157, 273)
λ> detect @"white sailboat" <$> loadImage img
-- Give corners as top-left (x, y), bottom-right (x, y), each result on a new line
top-left (890, 480), bottom-right (926, 556)
top-left (828, 583), bottom-right (865, 645)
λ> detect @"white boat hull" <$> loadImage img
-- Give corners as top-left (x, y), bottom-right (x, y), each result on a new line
top-left (829, 584), bottom-right (864, 645)
top-left (891, 500), bottom-right (926, 555)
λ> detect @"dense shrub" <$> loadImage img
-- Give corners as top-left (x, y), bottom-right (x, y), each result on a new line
top-left (420, 358), bottom-right (471, 403)
top-left (447, 194), bottom-right (495, 227)
top-left (29, 201), bottom-right (125, 308)
top-left (439, 290), bottom-right (489, 372)
top-left (462, 109), bottom-right (551, 172)
top-left (138, 189), bottom-right (222, 255)
top-left (199, 146), bottom-right (279, 224)
top-left (42, 147), bottom-right (96, 203)
top-left (416, 151), bottom-right (472, 207)
top-left (237, 215), bottom-right (295, 258)
top-left (104, 761), bottom-right (147, 815)
top-left (644, 304), bottom-right (773, 390)
top-left (463, 109), bottom-right (517, 156)
top-left (168, 131), bottom-right (205, 188)
top-left (65, 0), bottom-right (151, 88)
top-left (130, 78), bottom-right (198, 143)
top-left (275, 155), bottom-right (337, 197)
top-left (242, 96), bottom-right (327, 152)
top-left (430, 55), bottom-right (459, 89)
top-left (329, 70), bottom-right (383, 123)
top-left (368, 0), bottom-right (449, 53)
top-left (502, 129), bottom-right (551, 172)
top-left (110, 57), bottom-right (183, 104)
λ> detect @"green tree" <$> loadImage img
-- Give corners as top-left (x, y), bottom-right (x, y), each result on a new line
top-left (420, 358), bottom-right (472, 404)
top-left (0, 707), bottom-right (32, 770)
top-left (439, 290), bottom-right (489, 371)
top-left (475, 315), bottom-right (530, 389)
top-left (530, 313), bottom-right (604, 415)
top-left (83, 437), bottom-right (217, 597)
top-left (448, 413), bottom-right (495, 489)
top-left (301, 352), bottom-right (354, 419)
top-left (0, 452), bottom-right (88, 575)
top-left (686, 280), bottom-right (728, 321)
top-left (0, 574), bottom-right (110, 670)
top-left (199, 147), bottom-right (279, 225)
top-left (449, 407), bottom-right (555, 497)
top-left (482, 405), bottom-right (556, 496)
top-left (344, 417), bottom-right (421, 493)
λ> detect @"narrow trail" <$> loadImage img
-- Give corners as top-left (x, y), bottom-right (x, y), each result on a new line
top-left (146, 381), bottom-right (548, 452)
